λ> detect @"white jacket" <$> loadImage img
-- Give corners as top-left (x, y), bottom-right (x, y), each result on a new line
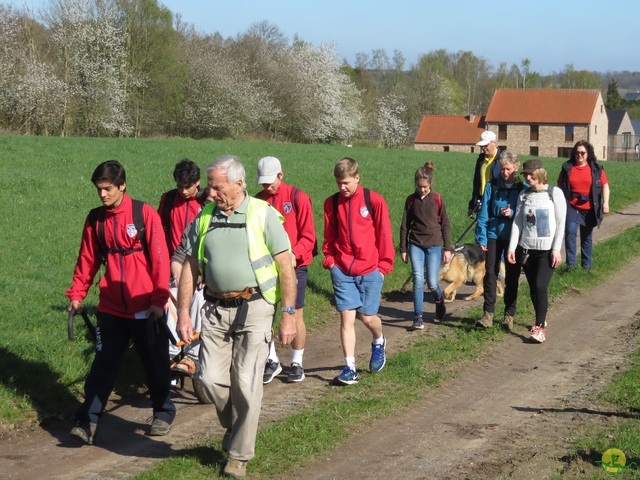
top-left (508, 186), bottom-right (566, 253)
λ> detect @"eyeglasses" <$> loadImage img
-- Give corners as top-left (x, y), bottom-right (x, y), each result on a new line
top-left (576, 151), bottom-right (587, 156)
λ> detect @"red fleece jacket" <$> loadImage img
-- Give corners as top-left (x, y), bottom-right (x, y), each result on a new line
top-left (66, 194), bottom-right (170, 318)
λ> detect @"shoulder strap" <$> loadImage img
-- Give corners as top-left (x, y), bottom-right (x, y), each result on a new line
top-left (363, 188), bottom-right (375, 220)
top-left (88, 206), bottom-right (107, 259)
top-left (290, 186), bottom-right (300, 213)
top-left (132, 199), bottom-right (146, 250)
top-left (434, 192), bottom-right (442, 224)
top-left (161, 189), bottom-right (178, 229)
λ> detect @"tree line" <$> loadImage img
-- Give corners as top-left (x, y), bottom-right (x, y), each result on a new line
top-left (1, 0), bottom-right (638, 146)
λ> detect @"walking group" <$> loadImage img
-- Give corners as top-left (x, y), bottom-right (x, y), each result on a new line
top-left (64, 132), bottom-right (609, 478)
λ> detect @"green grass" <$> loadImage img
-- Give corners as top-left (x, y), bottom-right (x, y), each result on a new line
top-left (1, 134), bottom-right (640, 476)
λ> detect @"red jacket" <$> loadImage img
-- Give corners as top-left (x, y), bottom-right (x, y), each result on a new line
top-left (322, 185), bottom-right (395, 276)
top-left (158, 190), bottom-right (202, 256)
top-left (256, 182), bottom-right (316, 268)
top-left (66, 194), bottom-right (170, 318)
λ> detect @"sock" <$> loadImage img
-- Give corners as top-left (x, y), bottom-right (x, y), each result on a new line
top-left (345, 356), bottom-right (356, 370)
top-left (373, 335), bottom-right (384, 346)
top-left (291, 349), bottom-right (304, 366)
top-left (268, 341), bottom-right (279, 363)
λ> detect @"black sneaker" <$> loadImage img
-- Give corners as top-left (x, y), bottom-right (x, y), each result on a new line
top-left (435, 299), bottom-right (446, 320)
top-left (70, 421), bottom-right (97, 445)
top-left (408, 315), bottom-right (425, 331)
top-left (287, 363), bottom-right (305, 383)
top-left (263, 360), bottom-right (282, 384)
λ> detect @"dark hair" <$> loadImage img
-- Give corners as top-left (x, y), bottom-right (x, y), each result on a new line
top-left (414, 162), bottom-right (435, 186)
top-left (91, 160), bottom-right (126, 188)
top-left (572, 140), bottom-right (596, 164)
top-left (173, 158), bottom-right (200, 185)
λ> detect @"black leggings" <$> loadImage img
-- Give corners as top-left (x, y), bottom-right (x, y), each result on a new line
top-left (520, 248), bottom-right (556, 326)
top-left (483, 238), bottom-right (520, 315)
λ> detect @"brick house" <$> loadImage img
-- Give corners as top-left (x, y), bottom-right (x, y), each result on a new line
top-left (414, 114), bottom-right (486, 153)
top-left (484, 89), bottom-right (608, 160)
top-left (607, 109), bottom-right (637, 160)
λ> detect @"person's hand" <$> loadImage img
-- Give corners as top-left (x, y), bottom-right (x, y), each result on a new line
top-left (603, 203), bottom-right (610, 214)
top-left (278, 312), bottom-right (296, 346)
top-left (401, 252), bottom-right (407, 264)
top-left (507, 252), bottom-right (516, 264)
top-left (68, 300), bottom-right (83, 313)
top-left (148, 304), bottom-right (164, 321)
top-left (479, 245), bottom-right (487, 252)
top-left (177, 311), bottom-right (194, 344)
top-left (501, 205), bottom-right (511, 217)
top-left (550, 249), bottom-right (562, 268)
top-left (443, 250), bottom-right (452, 264)
top-left (467, 209), bottom-right (474, 218)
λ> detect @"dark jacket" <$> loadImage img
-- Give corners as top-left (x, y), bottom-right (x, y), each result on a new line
top-left (399, 191), bottom-right (453, 253)
top-left (468, 148), bottom-right (503, 212)
top-left (557, 160), bottom-right (605, 227)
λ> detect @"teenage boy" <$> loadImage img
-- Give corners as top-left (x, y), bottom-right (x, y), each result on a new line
top-left (66, 160), bottom-right (175, 445)
top-left (322, 157), bottom-right (395, 385)
top-left (158, 159), bottom-right (206, 376)
top-left (256, 156), bottom-right (317, 384)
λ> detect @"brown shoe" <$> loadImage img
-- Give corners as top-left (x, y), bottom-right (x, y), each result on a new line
top-left (475, 311), bottom-right (493, 328)
top-left (502, 313), bottom-right (514, 331)
top-left (224, 458), bottom-right (247, 478)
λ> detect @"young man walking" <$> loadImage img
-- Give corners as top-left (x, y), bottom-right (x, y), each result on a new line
top-left (66, 160), bottom-right (175, 445)
top-left (256, 156), bottom-right (316, 384)
top-left (322, 157), bottom-right (395, 385)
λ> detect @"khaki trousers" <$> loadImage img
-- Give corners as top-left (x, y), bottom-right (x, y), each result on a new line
top-left (197, 297), bottom-right (274, 460)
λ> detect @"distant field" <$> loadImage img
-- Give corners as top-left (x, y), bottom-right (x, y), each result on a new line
top-left (0, 134), bottom-right (638, 429)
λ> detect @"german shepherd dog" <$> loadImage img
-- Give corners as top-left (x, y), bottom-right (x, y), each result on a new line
top-left (439, 243), bottom-right (504, 303)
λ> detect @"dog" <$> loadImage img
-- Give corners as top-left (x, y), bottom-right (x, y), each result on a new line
top-left (438, 243), bottom-right (504, 303)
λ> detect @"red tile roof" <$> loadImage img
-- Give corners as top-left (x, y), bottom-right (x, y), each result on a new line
top-left (485, 89), bottom-right (601, 124)
top-left (414, 115), bottom-right (485, 144)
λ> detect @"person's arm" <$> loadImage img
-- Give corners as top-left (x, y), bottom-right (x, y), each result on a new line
top-left (176, 255), bottom-right (198, 343)
top-left (273, 250), bottom-right (297, 345)
top-left (507, 194), bottom-right (524, 264)
top-left (291, 192), bottom-right (317, 263)
top-left (143, 206), bottom-right (170, 315)
top-left (474, 182), bottom-right (492, 249)
top-left (551, 187), bottom-right (567, 254)
top-left (399, 197), bottom-right (410, 263)
top-left (468, 157), bottom-right (481, 216)
top-left (66, 215), bottom-right (102, 313)
top-left (373, 194), bottom-right (395, 276)
top-left (602, 183), bottom-right (610, 214)
top-left (322, 196), bottom-right (337, 269)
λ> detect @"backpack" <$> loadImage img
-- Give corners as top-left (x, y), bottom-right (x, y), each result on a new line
top-left (87, 199), bottom-right (147, 264)
top-left (524, 184), bottom-right (556, 203)
top-left (405, 192), bottom-right (443, 224)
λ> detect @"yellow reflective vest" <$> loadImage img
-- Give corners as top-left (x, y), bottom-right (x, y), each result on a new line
top-left (197, 197), bottom-right (290, 305)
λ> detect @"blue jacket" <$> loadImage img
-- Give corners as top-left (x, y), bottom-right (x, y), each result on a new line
top-left (475, 177), bottom-right (524, 245)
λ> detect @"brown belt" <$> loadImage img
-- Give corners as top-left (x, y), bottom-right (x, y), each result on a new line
top-left (207, 287), bottom-right (260, 300)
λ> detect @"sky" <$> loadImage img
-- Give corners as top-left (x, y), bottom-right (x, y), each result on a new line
top-left (7, 0), bottom-right (640, 74)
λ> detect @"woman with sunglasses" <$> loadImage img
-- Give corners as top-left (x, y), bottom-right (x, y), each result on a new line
top-left (557, 140), bottom-right (610, 272)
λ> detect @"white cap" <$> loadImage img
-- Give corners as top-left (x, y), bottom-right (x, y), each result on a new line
top-left (257, 156), bottom-right (282, 184)
top-left (475, 130), bottom-right (497, 146)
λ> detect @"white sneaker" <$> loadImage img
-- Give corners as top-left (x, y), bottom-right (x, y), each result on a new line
top-left (530, 325), bottom-right (546, 343)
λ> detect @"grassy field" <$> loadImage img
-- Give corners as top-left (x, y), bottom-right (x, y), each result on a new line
top-left (1, 134), bottom-right (640, 476)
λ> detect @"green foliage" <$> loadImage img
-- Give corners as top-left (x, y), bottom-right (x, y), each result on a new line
top-left (606, 78), bottom-right (623, 110)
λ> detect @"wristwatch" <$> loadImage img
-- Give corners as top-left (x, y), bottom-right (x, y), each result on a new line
top-left (281, 306), bottom-right (296, 315)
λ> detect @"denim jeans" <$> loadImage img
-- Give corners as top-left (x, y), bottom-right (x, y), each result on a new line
top-left (409, 243), bottom-right (443, 316)
top-left (565, 220), bottom-right (594, 269)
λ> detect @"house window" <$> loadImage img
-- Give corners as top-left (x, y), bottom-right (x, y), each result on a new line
top-left (470, 147), bottom-right (475, 153)
top-left (623, 132), bottom-right (631, 150)
top-left (565, 125), bottom-right (574, 142)
top-left (557, 147), bottom-right (572, 158)
top-left (443, 146), bottom-right (450, 152)
top-left (530, 125), bottom-right (539, 141)
top-left (529, 147), bottom-right (539, 156)
top-left (595, 125), bottom-right (598, 135)
top-left (498, 124), bottom-right (507, 140)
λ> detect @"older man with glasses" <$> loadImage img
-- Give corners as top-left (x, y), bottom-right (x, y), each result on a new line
top-left (468, 130), bottom-right (504, 218)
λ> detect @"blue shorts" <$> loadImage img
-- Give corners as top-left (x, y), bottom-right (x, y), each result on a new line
top-left (330, 266), bottom-right (384, 315)
top-left (295, 266), bottom-right (308, 309)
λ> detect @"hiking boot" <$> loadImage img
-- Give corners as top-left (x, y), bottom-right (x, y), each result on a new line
top-left (565, 264), bottom-right (577, 273)
top-left (263, 360), bottom-right (282, 385)
top-left (435, 299), bottom-right (446, 320)
top-left (223, 458), bottom-right (247, 478)
top-left (70, 421), bottom-right (97, 445)
top-left (530, 325), bottom-right (546, 343)
top-left (334, 366), bottom-right (359, 385)
top-left (369, 337), bottom-right (386, 373)
top-left (502, 313), bottom-right (514, 331)
top-left (409, 315), bottom-right (425, 331)
top-left (148, 417), bottom-right (171, 436)
top-left (476, 311), bottom-right (494, 329)
top-left (287, 363), bottom-right (305, 383)
top-left (222, 428), bottom-right (232, 452)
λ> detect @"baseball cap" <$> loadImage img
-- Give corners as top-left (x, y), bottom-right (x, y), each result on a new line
top-left (257, 156), bottom-right (282, 184)
top-left (522, 159), bottom-right (544, 174)
top-left (475, 130), bottom-right (497, 146)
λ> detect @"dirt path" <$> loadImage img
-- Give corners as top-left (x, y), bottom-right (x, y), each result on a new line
top-left (2, 204), bottom-right (640, 479)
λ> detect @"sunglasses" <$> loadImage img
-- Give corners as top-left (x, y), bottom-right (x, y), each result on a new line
top-left (576, 151), bottom-right (587, 156)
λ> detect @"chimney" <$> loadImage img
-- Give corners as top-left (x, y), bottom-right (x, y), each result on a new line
top-left (469, 113), bottom-right (476, 123)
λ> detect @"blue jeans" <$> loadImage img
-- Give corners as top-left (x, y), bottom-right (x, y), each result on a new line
top-left (409, 243), bottom-right (443, 316)
top-left (565, 220), bottom-right (594, 269)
